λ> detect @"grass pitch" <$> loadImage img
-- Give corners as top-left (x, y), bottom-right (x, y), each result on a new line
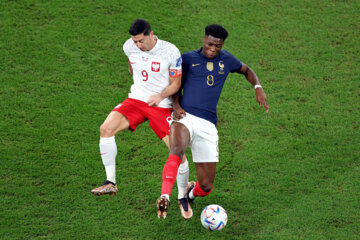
top-left (1, 0), bottom-right (359, 239)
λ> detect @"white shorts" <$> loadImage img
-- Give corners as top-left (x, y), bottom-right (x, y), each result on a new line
top-left (171, 112), bottom-right (219, 163)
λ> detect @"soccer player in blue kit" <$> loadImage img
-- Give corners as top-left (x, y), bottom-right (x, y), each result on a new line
top-left (156, 24), bottom-right (269, 219)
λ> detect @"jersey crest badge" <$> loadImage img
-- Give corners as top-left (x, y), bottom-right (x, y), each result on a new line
top-left (151, 62), bottom-right (160, 72)
top-left (207, 62), bottom-right (214, 71)
top-left (219, 61), bottom-right (224, 74)
top-left (176, 57), bottom-right (182, 67)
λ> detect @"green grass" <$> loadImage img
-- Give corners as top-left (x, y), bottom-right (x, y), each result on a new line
top-left (1, 0), bottom-right (359, 239)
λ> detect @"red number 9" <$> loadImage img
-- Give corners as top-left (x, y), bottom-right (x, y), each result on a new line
top-left (141, 70), bottom-right (148, 81)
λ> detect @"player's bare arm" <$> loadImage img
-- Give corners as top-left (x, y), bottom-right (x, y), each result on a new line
top-left (127, 58), bottom-right (133, 75)
top-left (238, 63), bottom-right (269, 113)
top-left (147, 73), bottom-right (182, 107)
top-left (172, 91), bottom-right (186, 120)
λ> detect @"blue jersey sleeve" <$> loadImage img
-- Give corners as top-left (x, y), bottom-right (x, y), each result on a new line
top-left (181, 52), bottom-right (190, 86)
top-left (223, 50), bottom-right (242, 73)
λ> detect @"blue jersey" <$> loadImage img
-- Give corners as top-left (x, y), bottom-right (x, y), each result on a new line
top-left (181, 48), bottom-right (242, 125)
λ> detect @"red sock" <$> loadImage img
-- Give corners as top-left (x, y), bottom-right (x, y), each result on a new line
top-left (161, 155), bottom-right (182, 196)
top-left (192, 181), bottom-right (213, 197)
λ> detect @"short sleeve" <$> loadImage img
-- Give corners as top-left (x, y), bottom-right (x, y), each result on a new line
top-left (181, 52), bottom-right (191, 85)
top-left (223, 50), bottom-right (242, 73)
top-left (122, 38), bottom-right (133, 57)
top-left (168, 46), bottom-right (182, 70)
top-left (229, 56), bottom-right (242, 73)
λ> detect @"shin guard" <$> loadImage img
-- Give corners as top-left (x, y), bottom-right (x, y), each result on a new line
top-left (161, 155), bottom-right (182, 196)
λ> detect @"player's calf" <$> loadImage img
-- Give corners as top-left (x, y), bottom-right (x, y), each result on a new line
top-left (187, 181), bottom-right (213, 201)
top-left (194, 181), bottom-right (213, 197)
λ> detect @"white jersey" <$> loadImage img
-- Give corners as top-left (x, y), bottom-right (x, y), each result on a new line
top-left (123, 36), bottom-right (182, 108)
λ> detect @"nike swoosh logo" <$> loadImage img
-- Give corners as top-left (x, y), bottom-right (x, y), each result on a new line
top-left (165, 176), bottom-right (175, 179)
top-left (100, 152), bottom-right (107, 155)
top-left (178, 171), bottom-right (189, 175)
top-left (192, 63), bottom-right (201, 67)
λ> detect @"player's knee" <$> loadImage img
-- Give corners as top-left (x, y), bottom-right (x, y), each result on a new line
top-left (100, 124), bottom-right (115, 137)
top-left (169, 145), bottom-right (186, 160)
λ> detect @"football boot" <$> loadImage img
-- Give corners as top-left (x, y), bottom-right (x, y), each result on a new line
top-left (156, 196), bottom-right (170, 219)
top-left (178, 198), bottom-right (193, 220)
top-left (91, 180), bottom-right (118, 196)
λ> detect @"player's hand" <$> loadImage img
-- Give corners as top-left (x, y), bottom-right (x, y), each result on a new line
top-left (255, 88), bottom-right (269, 113)
top-left (172, 106), bottom-right (186, 120)
top-left (147, 94), bottom-right (163, 107)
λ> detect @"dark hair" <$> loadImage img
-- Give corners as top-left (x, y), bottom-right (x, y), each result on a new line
top-left (205, 24), bottom-right (228, 40)
top-left (129, 19), bottom-right (152, 36)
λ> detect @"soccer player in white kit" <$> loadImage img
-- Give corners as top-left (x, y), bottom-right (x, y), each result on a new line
top-left (91, 19), bottom-right (191, 218)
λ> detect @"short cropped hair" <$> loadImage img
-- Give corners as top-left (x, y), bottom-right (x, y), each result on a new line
top-left (129, 19), bottom-right (152, 36)
top-left (205, 24), bottom-right (229, 40)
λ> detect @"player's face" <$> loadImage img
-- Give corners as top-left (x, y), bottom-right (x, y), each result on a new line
top-left (131, 31), bottom-right (155, 51)
top-left (202, 35), bottom-right (224, 59)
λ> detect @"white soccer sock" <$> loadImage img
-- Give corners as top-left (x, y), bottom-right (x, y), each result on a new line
top-left (161, 194), bottom-right (170, 201)
top-left (177, 158), bottom-right (189, 199)
top-left (99, 136), bottom-right (117, 184)
top-left (189, 190), bottom-right (195, 200)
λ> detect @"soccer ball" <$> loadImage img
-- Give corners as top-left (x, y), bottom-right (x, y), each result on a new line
top-left (200, 204), bottom-right (228, 231)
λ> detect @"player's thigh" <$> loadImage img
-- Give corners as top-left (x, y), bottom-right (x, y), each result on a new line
top-left (148, 107), bottom-right (172, 140)
top-left (162, 135), bottom-right (170, 149)
top-left (100, 111), bottom-right (130, 137)
top-left (194, 162), bottom-right (217, 188)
